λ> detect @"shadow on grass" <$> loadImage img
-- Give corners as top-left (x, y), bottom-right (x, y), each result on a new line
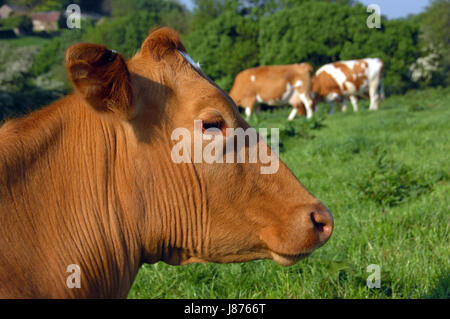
top-left (423, 273), bottom-right (450, 299)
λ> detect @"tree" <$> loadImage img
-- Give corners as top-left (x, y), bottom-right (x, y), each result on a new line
top-left (111, 0), bottom-right (186, 17)
top-left (259, 2), bottom-right (351, 66)
top-left (82, 11), bottom-right (161, 59)
top-left (12, 0), bottom-right (105, 12)
top-left (190, 0), bottom-right (228, 31)
top-left (32, 29), bottom-right (85, 77)
top-left (185, 9), bottom-right (260, 91)
top-left (12, 0), bottom-right (43, 9)
top-left (418, 0), bottom-right (450, 85)
top-left (0, 14), bottom-right (33, 34)
top-left (108, 0), bottom-right (190, 34)
top-left (1, 43), bottom-right (64, 121)
top-left (190, 0), bottom-right (281, 32)
top-left (33, 0), bottom-right (68, 11)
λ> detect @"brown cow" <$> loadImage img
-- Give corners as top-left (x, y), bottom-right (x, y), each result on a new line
top-left (0, 28), bottom-right (333, 298)
top-left (229, 64), bottom-right (314, 121)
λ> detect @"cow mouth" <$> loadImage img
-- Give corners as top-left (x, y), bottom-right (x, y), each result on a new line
top-left (270, 251), bottom-right (311, 266)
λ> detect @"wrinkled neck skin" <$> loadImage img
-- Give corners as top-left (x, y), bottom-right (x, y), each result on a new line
top-left (129, 75), bottom-right (212, 267)
top-left (135, 137), bottom-right (212, 267)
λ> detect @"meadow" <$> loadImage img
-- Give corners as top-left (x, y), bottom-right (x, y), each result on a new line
top-left (0, 35), bottom-right (50, 48)
top-left (129, 87), bottom-right (449, 299)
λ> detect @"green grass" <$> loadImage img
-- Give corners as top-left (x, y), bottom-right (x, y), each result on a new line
top-left (128, 87), bottom-right (450, 299)
top-left (0, 35), bottom-right (50, 48)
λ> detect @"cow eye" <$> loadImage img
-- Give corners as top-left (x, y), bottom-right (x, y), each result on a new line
top-left (202, 118), bottom-right (226, 135)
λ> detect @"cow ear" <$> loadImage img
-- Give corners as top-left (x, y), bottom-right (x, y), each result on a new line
top-left (65, 43), bottom-right (133, 118)
top-left (141, 27), bottom-right (186, 61)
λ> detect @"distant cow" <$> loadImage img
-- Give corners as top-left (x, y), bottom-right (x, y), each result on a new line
top-left (229, 64), bottom-right (314, 121)
top-left (0, 28), bottom-right (333, 298)
top-left (312, 58), bottom-right (384, 113)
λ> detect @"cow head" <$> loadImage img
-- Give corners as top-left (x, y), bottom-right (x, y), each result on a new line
top-left (65, 27), bottom-right (333, 268)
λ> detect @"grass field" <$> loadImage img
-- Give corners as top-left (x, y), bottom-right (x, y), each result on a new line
top-left (0, 35), bottom-right (51, 47)
top-left (128, 87), bottom-right (449, 299)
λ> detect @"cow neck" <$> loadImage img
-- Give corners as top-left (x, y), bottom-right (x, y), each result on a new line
top-left (135, 134), bottom-right (212, 266)
top-left (67, 98), bottom-right (143, 297)
top-left (0, 96), bottom-right (142, 298)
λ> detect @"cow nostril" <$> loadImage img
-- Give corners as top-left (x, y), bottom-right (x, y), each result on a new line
top-left (310, 212), bottom-right (326, 233)
top-left (310, 210), bottom-right (333, 240)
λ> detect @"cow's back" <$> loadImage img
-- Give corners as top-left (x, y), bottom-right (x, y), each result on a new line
top-left (313, 59), bottom-right (372, 98)
top-left (230, 64), bottom-right (312, 106)
top-left (312, 66), bottom-right (341, 97)
top-left (229, 68), bottom-right (258, 106)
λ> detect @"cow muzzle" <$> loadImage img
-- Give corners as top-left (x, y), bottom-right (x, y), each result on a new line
top-left (260, 203), bottom-right (334, 266)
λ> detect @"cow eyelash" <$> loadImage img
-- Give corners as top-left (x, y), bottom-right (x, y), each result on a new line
top-left (202, 118), bottom-right (225, 133)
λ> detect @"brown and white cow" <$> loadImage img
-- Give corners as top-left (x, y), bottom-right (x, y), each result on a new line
top-left (229, 64), bottom-right (314, 121)
top-left (312, 58), bottom-right (384, 113)
top-left (0, 28), bottom-right (333, 298)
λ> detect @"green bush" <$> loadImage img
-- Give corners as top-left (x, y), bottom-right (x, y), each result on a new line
top-left (281, 120), bottom-right (315, 142)
top-left (0, 43), bottom-right (65, 121)
top-left (82, 11), bottom-right (161, 59)
top-left (31, 29), bottom-right (85, 77)
top-left (31, 11), bottom-right (162, 78)
top-left (185, 10), bottom-right (260, 92)
top-left (355, 152), bottom-right (437, 207)
top-left (251, 110), bottom-right (327, 153)
top-left (418, 0), bottom-right (450, 86)
top-left (0, 14), bottom-right (33, 34)
top-left (110, 0), bottom-right (190, 33)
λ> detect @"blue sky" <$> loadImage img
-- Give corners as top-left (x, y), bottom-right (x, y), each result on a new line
top-left (358, 0), bottom-right (430, 19)
top-left (179, 0), bottom-right (431, 19)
